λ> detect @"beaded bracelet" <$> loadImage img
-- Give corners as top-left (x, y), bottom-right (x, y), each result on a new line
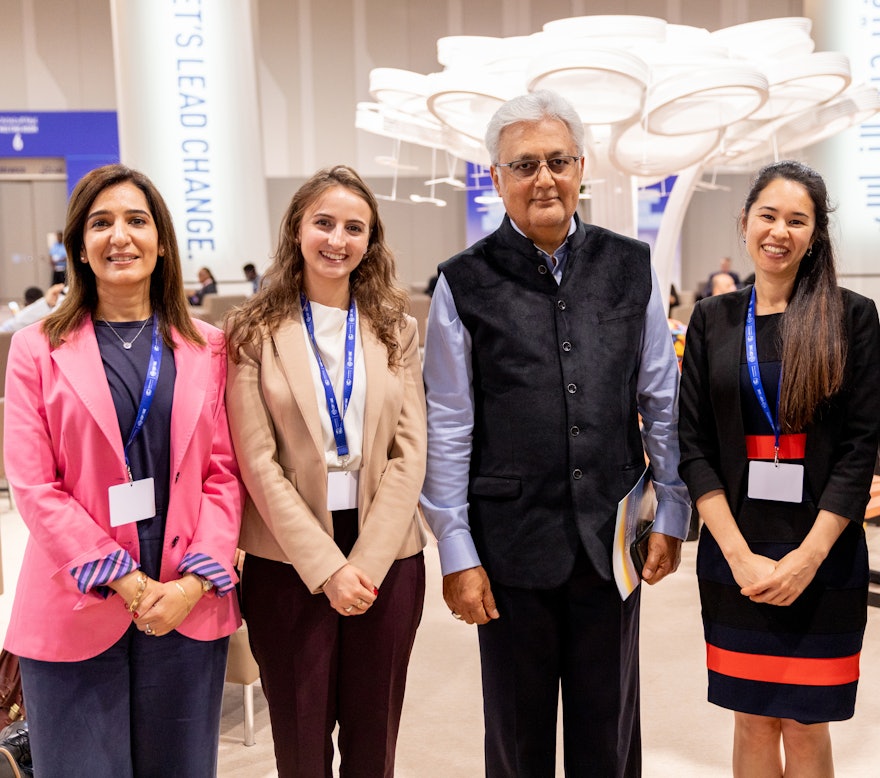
top-left (127, 571), bottom-right (148, 614)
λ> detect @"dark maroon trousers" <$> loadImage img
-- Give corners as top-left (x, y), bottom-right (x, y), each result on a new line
top-left (242, 509), bottom-right (425, 778)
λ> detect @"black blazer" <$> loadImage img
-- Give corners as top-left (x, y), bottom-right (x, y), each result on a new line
top-left (679, 286), bottom-right (880, 523)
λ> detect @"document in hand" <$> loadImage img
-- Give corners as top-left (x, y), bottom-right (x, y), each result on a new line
top-left (612, 466), bottom-right (657, 600)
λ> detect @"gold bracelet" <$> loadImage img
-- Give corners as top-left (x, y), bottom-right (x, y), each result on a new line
top-left (174, 581), bottom-right (192, 613)
top-left (127, 571), bottom-right (148, 614)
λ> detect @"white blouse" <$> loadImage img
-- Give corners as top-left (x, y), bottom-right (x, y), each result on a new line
top-left (300, 300), bottom-right (366, 472)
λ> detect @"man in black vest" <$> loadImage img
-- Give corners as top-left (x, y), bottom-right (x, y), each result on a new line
top-left (420, 90), bottom-right (690, 776)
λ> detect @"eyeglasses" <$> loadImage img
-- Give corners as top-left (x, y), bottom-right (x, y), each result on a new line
top-left (495, 156), bottom-right (582, 180)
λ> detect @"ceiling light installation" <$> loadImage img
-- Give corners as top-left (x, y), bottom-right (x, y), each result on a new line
top-left (355, 15), bottom-right (880, 299)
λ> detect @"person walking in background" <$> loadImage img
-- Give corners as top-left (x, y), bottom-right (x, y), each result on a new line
top-left (187, 266), bottom-right (217, 305)
top-left (678, 160), bottom-right (880, 777)
top-left (3, 164), bottom-right (243, 777)
top-left (48, 230), bottom-right (67, 285)
top-left (420, 90), bottom-right (689, 777)
top-left (225, 164), bottom-right (427, 778)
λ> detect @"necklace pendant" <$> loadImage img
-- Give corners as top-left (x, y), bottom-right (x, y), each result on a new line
top-left (123, 342), bottom-right (133, 350)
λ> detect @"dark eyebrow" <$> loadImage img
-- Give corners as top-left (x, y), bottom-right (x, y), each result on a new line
top-left (313, 211), bottom-right (368, 227)
top-left (756, 205), bottom-right (811, 219)
top-left (87, 208), bottom-right (151, 220)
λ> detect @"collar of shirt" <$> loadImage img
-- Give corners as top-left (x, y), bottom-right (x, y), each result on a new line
top-left (509, 217), bottom-right (577, 285)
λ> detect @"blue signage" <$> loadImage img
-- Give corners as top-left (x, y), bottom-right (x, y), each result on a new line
top-left (0, 111), bottom-right (119, 196)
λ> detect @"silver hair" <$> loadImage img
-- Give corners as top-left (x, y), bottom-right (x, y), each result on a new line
top-left (484, 90), bottom-right (585, 164)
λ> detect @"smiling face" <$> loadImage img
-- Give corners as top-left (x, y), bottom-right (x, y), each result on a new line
top-left (298, 185), bottom-right (372, 302)
top-left (742, 177), bottom-right (815, 287)
top-left (490, 118), bottom-right (584, 254)
top-left (81, 182), bottom-right (163, 305)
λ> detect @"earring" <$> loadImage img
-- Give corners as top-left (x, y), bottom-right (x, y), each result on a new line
top-left (807, 245), bottom-right (813, 256)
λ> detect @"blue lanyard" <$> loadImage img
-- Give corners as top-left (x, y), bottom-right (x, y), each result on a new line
top-left (745, 287), bottom-right (782, 458)
top-left (300, 293), bottom-right (356, 460)
top-left (123, 317), bottom-right (162, 481)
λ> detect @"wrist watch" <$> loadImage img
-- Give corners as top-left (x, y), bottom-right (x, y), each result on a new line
top-left (194, 574), bottom-right (213, 593)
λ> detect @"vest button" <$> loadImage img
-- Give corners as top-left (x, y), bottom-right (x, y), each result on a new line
top-left (570, 426), bottom-right (580, 436)
top-left (538, 264), bottom-right (548, 274)
top-left (562, 341), bottom-right (572, 352)
top-left (572, 468), bottom-right (583, 479)
top-left (567, 383), bottom-right (577, 394)
top-left (557, 300), bottom-right (566, 311)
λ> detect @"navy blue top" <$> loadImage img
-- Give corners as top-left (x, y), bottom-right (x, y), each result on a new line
top-left (95, 317), bottom-right (177, 580)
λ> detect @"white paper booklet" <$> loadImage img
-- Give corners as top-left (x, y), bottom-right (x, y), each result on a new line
top-left (612, 466), bottom-right (657, 600)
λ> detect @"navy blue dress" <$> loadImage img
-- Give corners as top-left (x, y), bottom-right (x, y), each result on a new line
top-left (697, 313), bottom-right (868, 723)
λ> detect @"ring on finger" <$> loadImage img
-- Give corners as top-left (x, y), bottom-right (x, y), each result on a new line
top-left (344, 606), bottom-right (353, 613)
top-left (355, 599), bottom-right (365, 609)
top-left (451, 611), bottom-right (463, 620)
top-left (145, 624), bottom-right (154, 635)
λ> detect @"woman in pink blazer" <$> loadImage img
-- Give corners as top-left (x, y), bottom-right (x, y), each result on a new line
top-left (225, 165), bottom-right (427, 778)
top-left (3, 164), bottom-right (243, 777)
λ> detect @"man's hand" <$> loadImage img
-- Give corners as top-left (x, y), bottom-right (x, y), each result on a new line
top-left (641, 532), bottom-right (682, 585)
top-left (442, 566), bottom-right (500, 625)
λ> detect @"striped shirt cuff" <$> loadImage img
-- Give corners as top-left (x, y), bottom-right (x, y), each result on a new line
top-left (70, 550), bottom-right (138, 597)
top-left (178, 552), bottom-right (234, 596)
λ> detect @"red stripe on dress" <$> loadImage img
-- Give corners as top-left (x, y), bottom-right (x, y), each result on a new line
top-left (706, 644), bottom-right (859, 686)
top-left (745, 433), bottom-right (807, 460)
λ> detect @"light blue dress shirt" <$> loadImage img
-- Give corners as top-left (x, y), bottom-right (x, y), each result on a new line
top-left (420, 219), bottom-right (691, 576)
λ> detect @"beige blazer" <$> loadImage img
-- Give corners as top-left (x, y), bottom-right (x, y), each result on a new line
top-left (226, 311), bottom-right (426, 592)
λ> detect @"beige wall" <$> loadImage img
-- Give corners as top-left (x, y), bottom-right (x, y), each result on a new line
top-left (0, 0), bottom-right (807, 289)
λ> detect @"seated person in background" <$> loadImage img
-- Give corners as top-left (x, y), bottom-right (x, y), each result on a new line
top-left (24, 286), bottom-right (44, 306)
top-left (710, 272), bottom-right (737, 296)
top-left (1, 284), bottom-right (66, 333)
top-left (242, 263), bottom-right (261, 294)
top-left (187, 267), bottom-right (217, 306)
top-left (700, 256), bottom-right (740, 298)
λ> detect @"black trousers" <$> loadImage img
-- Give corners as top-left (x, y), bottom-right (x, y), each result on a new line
top-left (478, 547), bottom-right (642, 777)
top-left (242, 510), bottom-right (426, 778)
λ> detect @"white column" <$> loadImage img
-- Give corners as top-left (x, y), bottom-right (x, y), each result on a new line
top-left (109, 0), bottom-right (271, 285)
top-left (804, 0), bottom-right (880, 302)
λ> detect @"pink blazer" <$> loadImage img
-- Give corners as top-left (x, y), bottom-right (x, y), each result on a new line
top-left (3, 316), bottom-right (243, 661)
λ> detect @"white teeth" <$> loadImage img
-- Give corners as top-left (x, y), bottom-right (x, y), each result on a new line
top-left (322, 252), bottom-right (345, 260)
top-left (763, 246), bottom-right (786, 256)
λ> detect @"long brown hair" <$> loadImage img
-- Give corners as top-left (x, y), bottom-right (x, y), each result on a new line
top-left (226, 165), bottom-right (408, 366)
top-left (43, 164), bottom-right (204, 348)
top-left (742, 160), bottom-right (846, 431)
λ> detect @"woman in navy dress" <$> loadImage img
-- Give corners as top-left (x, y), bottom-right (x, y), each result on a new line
top-left (679, 160), bottom-right (880, 777)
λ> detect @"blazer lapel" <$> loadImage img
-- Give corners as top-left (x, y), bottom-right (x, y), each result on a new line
top-left (361, 319), bottom-right (387, 461)
top-left (51, 318), bottom-right (125, 455)
top-left (169, 330), bottom-right (209, 474)
top-left (273, 316), bottom-right (325, 458)
top-left (714, 290), bottom-right (751, 506)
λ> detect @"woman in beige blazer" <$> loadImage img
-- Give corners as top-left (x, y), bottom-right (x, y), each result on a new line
top-left (225, 165), bottom-right (427, 778)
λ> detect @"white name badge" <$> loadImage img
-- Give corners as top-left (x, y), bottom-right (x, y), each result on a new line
top-left (327, 470), bottom-right (359, 512)
top-left (747, 461), bottom-right (804, 503)
top-left (109, 478), bottom-right (156, 527)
